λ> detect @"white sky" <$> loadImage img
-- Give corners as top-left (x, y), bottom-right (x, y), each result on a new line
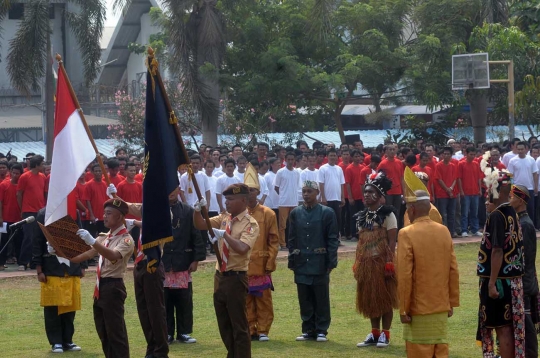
top-left (105, 0), bottom-right (121, 27)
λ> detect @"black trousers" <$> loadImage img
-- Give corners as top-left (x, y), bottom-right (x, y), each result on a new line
top-left (93, 279), bottom-right (130, 358)
top-left (44, 306), bottom-right (75, 346)
top-left (340, 199), bottom-right (351, 237)
top-left (165, 282), bottom-right (193, 338)
top-left (19, 212), bottom-right (37, 266)
top-left (326, 201), bottom-right (342, 237)
top-left (214, 272), bottom-right (251, 358)
top-left (296, 282), bottom-right (331, 336)
top-left (134, 261), bottom-right (168, 358)
top-left (385, 195), bottom-right (402, 229)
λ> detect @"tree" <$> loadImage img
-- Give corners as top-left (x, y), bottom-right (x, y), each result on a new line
top-left (2, 1), bottom-right (106, 160)
top-left (221, 0), bottom-right (410, 143)
top-left (516, 74), bottom-right (540, 131)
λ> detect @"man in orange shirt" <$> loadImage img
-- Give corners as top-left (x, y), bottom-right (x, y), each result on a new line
top-left (17, 155), bottom-right (47, 270)
top-left (457, 148), bottom-right (483, 237)
top-left (345, 150), bottom-right (366, 238)
top-left (117, 162), bottom-right (143, 239)
top-left (83, 164), bottom-right (109, 236)
top-left (412, 152), bottom-right (434, 200)
top-left (0, 163), bottom-right (22, 270)
top-left (434, 147), bottom-right (458, 237)
top-left (107, 159), bottom-right (125, 187)
top-left (377, 143), bottom-right (405, 227)
top-left (339, 148), bottom-right (352, 239)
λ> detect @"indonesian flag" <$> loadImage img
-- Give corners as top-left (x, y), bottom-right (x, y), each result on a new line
top-left (45, 68), bottom-right (95, 225)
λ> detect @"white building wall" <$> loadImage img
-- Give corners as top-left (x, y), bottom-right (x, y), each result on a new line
top-left (126, 13), bottom-right (160, 87)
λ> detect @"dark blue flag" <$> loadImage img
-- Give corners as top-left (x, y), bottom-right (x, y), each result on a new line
top-left (142, 64), bottom-right (188, 272)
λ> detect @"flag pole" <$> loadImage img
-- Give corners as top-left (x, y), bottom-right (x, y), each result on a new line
top-left (55, 54), bottom-right (112, 187)
top-left (146, 48), bottom-right (223, 267)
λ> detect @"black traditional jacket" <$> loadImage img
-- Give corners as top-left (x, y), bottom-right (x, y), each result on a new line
top-left (162, 201), bottom-right (206, 272)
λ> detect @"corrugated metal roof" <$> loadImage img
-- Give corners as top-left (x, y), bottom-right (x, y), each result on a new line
top-left (0, 125), bottom-right (533, 159)
top-left (341, 105), bottom-right (442, 116)
top-left (0, 107), bottom-right (119, 129)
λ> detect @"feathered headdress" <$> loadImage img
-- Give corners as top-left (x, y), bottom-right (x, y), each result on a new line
top-left (482, 150), bottom-right (513, 200)
top-left (365, 171), bottom-right (392, 196)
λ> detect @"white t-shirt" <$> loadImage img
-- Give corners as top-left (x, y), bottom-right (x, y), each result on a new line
top-left (257, 174), bottom-right (269, 201)
top-left (212, 165), bottom-right (223, 176)
top-left (502, 152), bottom-right (518, 168)
top-left (536, 157), bottom-right (540, 188)
top-left (206, 174), bottom-right (219, 213)
top-left (179, 171), bottom-right (210, 207)
top-left (452, 151), bottom-right (463, 161)
top-left (508, 155), bottom-right (538, 190)
top-left (273, 167), bottom-right (301, 207)
top-left (318, 163), bottom-right (345, 201)
top-left (264, 171), bottom-right (279, 209)
top-left (234, 170), bottom-right (245, 182)
top-left (215, 174), bottom-right (241, 208)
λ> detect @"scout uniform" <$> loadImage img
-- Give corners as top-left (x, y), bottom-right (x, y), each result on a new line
top-left (93, 199), bottom-right (134, 358)
top-left (397, 167), bottom-right (460, 357)
top-left (244, 164), bottom-right (280, 340)
top-left (127, 202), bottom-right (169, 356)
top-left (209, 183), bottom-right (259, 358)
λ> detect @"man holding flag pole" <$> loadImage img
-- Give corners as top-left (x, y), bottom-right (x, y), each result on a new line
top-left (45, 54), bottom-right (134, 358)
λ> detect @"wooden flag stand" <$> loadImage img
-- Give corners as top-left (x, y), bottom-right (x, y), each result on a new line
top-left (146, 48), bottom-right (223, 268)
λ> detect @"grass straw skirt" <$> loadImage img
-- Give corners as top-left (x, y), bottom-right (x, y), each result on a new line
top-left (353, 227), bottom-right (397, 318)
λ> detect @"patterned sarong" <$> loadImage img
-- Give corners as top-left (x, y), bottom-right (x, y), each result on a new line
top-left (478, 277), bottom-right (525, 358)
top-left (248, 275), bottom-right (272, 297)
top-left (403, 312), bottom-right (448, 344)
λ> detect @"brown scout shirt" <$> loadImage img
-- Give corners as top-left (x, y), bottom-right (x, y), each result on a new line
top-left (95, 226), bottom-right (134, 278)
top-left (246, 204), bottom-right (279, 276)
top-left (210, 209), bottom-right (259, 272)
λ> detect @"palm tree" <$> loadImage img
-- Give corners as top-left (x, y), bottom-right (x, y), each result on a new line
top-left (114, 0), bottom-right (226, 146)
top-left (0, 0), bottom-right (106, 160)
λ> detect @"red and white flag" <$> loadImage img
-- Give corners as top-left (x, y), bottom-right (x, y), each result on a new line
top-left (45, 68), bottom-right (95, 225)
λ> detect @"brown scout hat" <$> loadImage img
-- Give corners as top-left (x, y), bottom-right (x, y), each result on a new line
top-left (223, 183), bottom-right (249, 196)
top-left (103, 198), bottom-right (129, 216)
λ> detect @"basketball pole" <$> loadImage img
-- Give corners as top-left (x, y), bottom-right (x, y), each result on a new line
top-left (489, 60), bottom-right (515, 140)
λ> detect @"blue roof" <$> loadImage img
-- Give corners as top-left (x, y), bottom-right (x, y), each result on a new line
top-left (0, 125), bottom-right (534, 159)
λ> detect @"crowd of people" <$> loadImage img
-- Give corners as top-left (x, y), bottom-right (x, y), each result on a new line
top-left (0, 133), bottom-right (538, 357)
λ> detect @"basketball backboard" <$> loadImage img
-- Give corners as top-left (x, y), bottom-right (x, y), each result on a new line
top-left (452, 53), bottom-right (490, 90)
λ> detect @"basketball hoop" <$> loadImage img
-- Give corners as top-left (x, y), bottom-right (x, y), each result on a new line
top-left (452, 53), bottom-right (490, 90)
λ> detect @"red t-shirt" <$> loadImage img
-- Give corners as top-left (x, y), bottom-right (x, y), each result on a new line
top-left (434, 161), bottom-right (458, 199)
top-left (74, 181), bottom-right (89, 221)
top-left (339, 162), bottom-right (351, 199)
top-left (0, 180), bottom-right (21, 222)
top-left (458, 160), bottom-right (483, 196)
top-left (17, 171), bottom-right (47, 213)
top-left (83, 179), bottom-right (109, 221)
top-left (377, 158), bottom-right (404, 195)
top-left (363, 153), bottom-right (371, 166)
top-left (117, 180), bottom-right (143, 219)
top-left (108, 174), bottom-right (125, 187)
top-left (84, 171), bottom-right (94, 183)
top-left (345, 163), bottom-right (366, 200)
top-left (134, 173), bottom-right (144, 183)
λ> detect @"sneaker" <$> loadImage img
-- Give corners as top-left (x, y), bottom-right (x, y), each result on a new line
top-left (64, 343), bottom-right (81, 351)
top-left (461, 232), bottom-right (469, 237)
top-left (51, 344), bottom-right (63, 353)
top-left (357, 333), bottom-right (377, 347)
top-left (18, 265), bottom-right (26, 271)
top-left (376, 331), bottom-right (389, 348)
top-left (473, 231), bottom-right (483, 236)
top-left (167, 335), bottom-right (174, 344)
top-left (296, 333), bottom-right (315, 341)
top-left (178, 334), bottom-right (196, 343)
top-left (258, 334), bottom-right (269, 342)
top-left (316, 333), bottom-right (328, 342)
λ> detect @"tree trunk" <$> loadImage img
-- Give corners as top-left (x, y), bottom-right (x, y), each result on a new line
top-left (45, 35), bottom-right (55, 161)
top-left (334, 105), bottom-right (346, 144)
top-left (469, 91), bottom-right (488, 144)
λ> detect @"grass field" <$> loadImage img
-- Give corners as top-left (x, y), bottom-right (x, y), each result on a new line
top-left (0, 243), bottom-right (514, 357)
